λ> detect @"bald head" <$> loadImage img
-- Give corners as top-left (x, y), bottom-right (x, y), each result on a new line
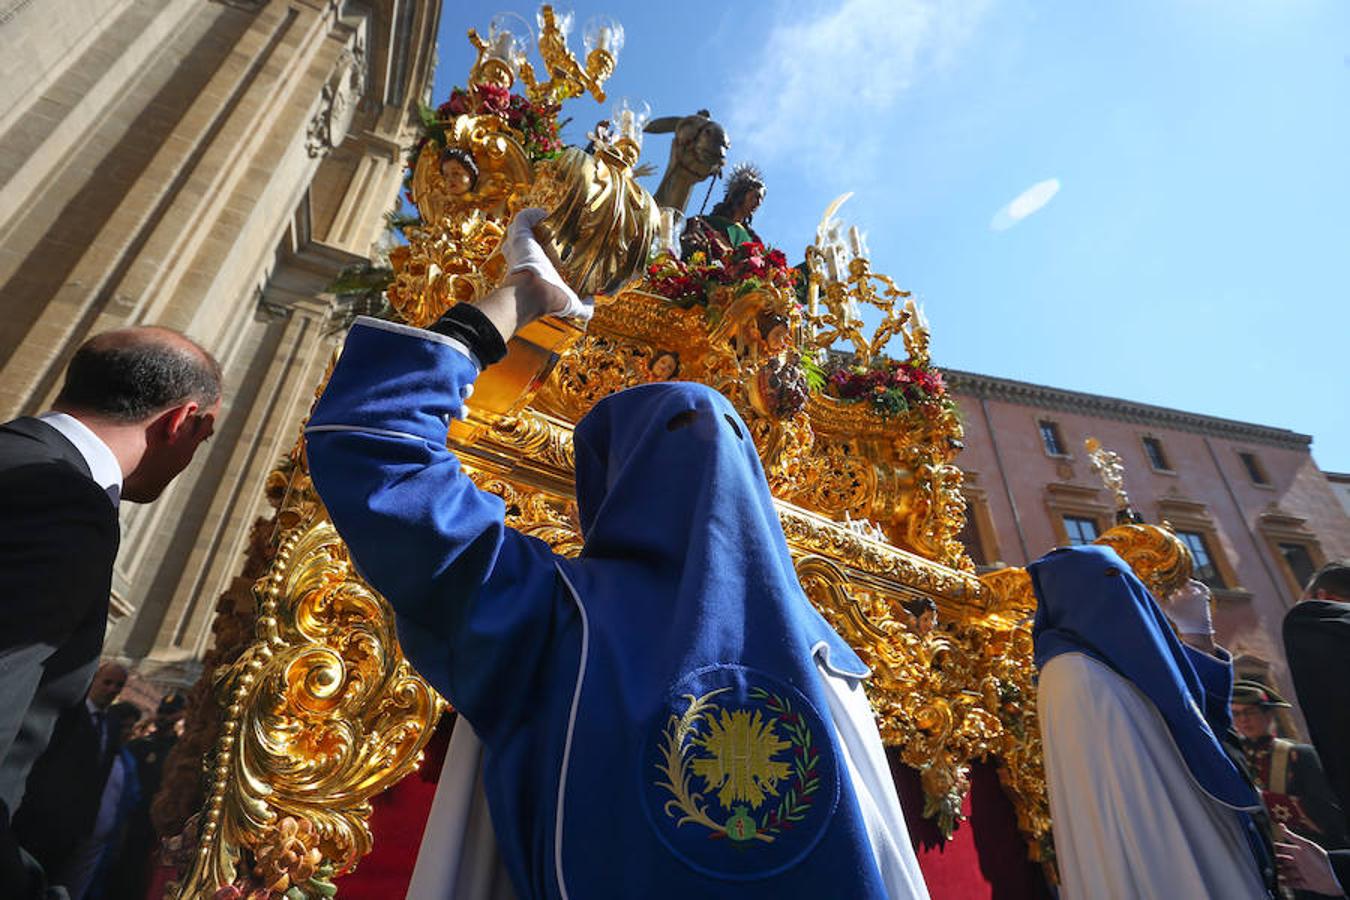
top-left (56, 326), bottom-right (221, 423)
top-left (88, 662), bottom-right (128, 709)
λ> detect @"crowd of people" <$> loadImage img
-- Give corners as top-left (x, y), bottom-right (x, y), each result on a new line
top-left (1, 212), bottom-right (1348, 898)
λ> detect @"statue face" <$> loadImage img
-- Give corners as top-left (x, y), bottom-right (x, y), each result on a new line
top-left (650, 352), bottom-right (679, 381)
top-left (694, 123), bottom-right (729, 171)
top-left (765, 323), bottom-right (789, 353)
top-left (440, 158), bottom-right (474, 195)
top-left (734, 188), bottom-right (764, 222)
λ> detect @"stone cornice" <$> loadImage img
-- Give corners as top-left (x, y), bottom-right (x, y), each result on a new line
top-left (946, 369), bottom-right (1311, 451)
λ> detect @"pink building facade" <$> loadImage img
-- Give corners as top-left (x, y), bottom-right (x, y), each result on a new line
top-left (947, 370), bottom-right (1350, 715)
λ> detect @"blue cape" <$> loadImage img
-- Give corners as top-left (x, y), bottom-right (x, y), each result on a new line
top-left (304, 319), bottom-right (891, 896)
top-left (1030, 544), bottom-right (1259, 811)
top-left (553, 381), bottom-right (886, 891)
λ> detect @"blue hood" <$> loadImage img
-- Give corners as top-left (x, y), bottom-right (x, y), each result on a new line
top-left (1030, 544), bottom-right (1259, 811)
top-left (553, 382), bottom-right (884, 892)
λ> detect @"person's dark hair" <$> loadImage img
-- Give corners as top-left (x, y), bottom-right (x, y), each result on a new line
top-left (1306, 561), bottom-right (1350, 601)
top-left (56, 328), bottom-right (221, 422)
top-left (439, 147), bottom-right (479, 188)
top-left (710, 162), bottom-right (765, 224)
top-left (106, 700), bottom-right (143, 729)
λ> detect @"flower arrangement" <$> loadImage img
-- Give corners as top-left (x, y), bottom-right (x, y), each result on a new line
top-left (826, 357), bottom-right (952, 418)
top-left (645, 241), bottom-right (797, 307)
top-left (406, 84), bottom-right (563, 184)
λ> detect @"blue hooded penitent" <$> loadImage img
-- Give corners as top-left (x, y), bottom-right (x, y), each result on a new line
top-left (304, 319), bottom-right (888, 898)
top-left (1029, 544), bottom-right (1259, 811)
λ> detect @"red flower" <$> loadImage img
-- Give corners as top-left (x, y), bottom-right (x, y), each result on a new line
top-left (474, 83), bottom-right (510, 115)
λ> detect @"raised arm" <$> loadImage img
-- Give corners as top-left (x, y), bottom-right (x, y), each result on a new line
top-left (304, 214), bottom-right (589, 735)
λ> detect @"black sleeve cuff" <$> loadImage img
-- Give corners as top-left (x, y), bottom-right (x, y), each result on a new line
top-left (428, 303), bottom-right (508, 368)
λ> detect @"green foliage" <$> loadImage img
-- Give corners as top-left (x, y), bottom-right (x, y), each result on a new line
top-left (800, 354), bottom-right (827, 393)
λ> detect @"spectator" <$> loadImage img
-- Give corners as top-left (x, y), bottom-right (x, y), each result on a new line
top-left (0, 327), bottom-right (221, 898)
top-left (106, 692), bottom-right (187, 898)
top-left (1279, 562), bottom-right (1350, 895)
top-left (1033, 552), bottom-right (1274, 899)
top-left (75, 702), bottom-right (143, 900)
top-left (11, 664), bottom-right (127, 897)
top-left (1231, 680), bottom-right (1348, 849)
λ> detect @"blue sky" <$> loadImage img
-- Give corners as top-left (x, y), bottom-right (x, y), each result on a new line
top-left (433, 1), bottom-right (1350, 472)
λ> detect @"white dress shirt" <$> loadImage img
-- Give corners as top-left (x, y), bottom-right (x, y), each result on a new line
top-left (38, 411), bottom-right (123, 504)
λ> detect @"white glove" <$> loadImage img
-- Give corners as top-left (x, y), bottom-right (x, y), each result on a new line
top-left (1165, 578), bottom-right (1214, 638)
top-left (503, 208), bottom-right (593, 322)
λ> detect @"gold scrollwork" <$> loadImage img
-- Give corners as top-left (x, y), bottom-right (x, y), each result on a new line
top-left (173, 507), bottom-right (443, 896)
top-left (1093, 522), bottom-right (1194, 599)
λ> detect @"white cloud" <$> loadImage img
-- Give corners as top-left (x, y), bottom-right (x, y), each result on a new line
top-left (990, 178), bottom-right (1060, 230)
top-left (722, 0), bottom-right (992, 177)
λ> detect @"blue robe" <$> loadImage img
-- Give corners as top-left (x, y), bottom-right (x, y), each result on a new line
top-left (305, 318), bottom-right (893, 898)
top-left (1030, 544), bottom-right (1272, 891)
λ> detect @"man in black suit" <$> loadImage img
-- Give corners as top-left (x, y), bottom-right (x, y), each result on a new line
top-left (11, 663), bottom-right (127, 895)
top-left (1276, 562), bottom-right (1350, 896)
top-left (0, 327), bottom-right (221, 898)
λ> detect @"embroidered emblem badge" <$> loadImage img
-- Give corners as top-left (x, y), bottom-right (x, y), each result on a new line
top-left (644, 665), bottom-right (839, 879)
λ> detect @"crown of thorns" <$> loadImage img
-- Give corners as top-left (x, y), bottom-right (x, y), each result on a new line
top-left (723, 162), bottom-right (765, 198)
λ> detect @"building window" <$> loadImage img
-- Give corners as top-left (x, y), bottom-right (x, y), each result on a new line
top-left (1063, 515), bottom-right (1099, 546)
top-left (1142, 436), bottom-right (1171, 471)
top-left (1039, 420), bottom-right (1066, 456)
top-left (1278, 542), bottom-right (1317, 592)
top-left (1239, 452), bottom-right (1270, 485)
top-left (1177, 530), bottom-right (1227, 589)
top-left (957, 502), bottom-right (988, 567)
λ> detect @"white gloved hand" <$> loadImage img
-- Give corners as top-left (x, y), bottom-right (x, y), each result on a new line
top-left (1165, 578), bottom-right (1214, 638)
top-left (503, 208), bottom-right (593, 322)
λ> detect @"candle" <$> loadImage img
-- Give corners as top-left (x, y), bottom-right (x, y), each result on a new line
top-left (659, 208), bottom-right (677, 253)
top-left (826, 248), bottom-right (841, 282)
top-left (619, 108), bottom-right (636, 142)
top-left (596, 25), bottom-right (613, 53)
top-left (490, 30), bottom-right (514, 60)
top-left (849, 225), bottom-right (864, 257)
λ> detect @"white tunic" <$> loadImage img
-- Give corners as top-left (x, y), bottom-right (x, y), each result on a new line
top-left (407, 656), bottom-right (931, 899)
top-left (1039, 652), bottom-right (1267, 900)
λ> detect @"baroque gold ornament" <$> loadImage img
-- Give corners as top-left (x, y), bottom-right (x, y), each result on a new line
top-left (170, 443), bottom-right (443, 897)
top-left (174, 8), bottom-right (1150, 891)
top-left (526, 146), bottom-right (660, 299)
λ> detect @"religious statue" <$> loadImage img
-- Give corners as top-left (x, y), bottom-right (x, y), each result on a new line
top-left (439, 147), bottom-right (478, 196)
top-left (648, 349), bottom-right (680, 381)
top-left (644, 109), bottom-right (730, 213)
top-left (680, 162), bottom-right (765, 262)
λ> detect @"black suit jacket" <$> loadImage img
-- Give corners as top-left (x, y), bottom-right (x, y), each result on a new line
top-left (1285, 600), bottom-right (1350, 830)
top-left (1285, 600), bottom-right (1350, 896)
top-left (11, 701), bottom-right (112, 881)
top-left (0, 417), bottom-right (120, 897)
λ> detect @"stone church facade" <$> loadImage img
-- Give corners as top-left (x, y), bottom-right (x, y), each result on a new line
top-left (0, 0), bottom-right (439, 686)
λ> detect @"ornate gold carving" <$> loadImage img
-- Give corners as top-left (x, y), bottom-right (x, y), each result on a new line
top-left (172, 460), bottom-right (443, 897)
top-left (181, 12), bottom-right (1070, 888)
top-left (1093, 522), bottom-right (1194, 599)
top-left (386, 211), bottom-right (505, 328)
top-left (803, 253), bottom-right (913, 366)
top-left (411, 116), bottom-right (534, 225)
top-left (791, 554), bottom-right (1046, 854)
top-left (515, 6), bottom-right (617, 104)
top-left (527, 147), bottom-right (660, 299)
